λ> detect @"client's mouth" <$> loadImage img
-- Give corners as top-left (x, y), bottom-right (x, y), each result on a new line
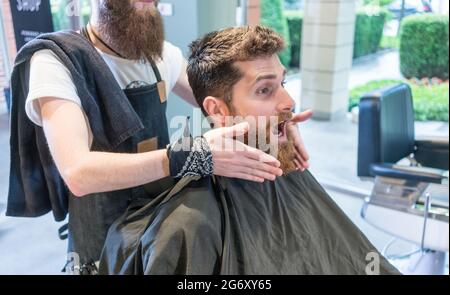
top-left (273, 120), bottom-right (289, 141)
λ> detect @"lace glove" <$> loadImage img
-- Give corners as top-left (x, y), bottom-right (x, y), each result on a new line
top-left (166, 118), bottom-right (214, 179)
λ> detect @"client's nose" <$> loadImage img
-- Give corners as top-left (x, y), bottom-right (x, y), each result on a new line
top-left (277, 88), bottom-right (295, 113)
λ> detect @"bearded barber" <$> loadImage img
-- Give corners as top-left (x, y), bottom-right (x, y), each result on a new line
top-left (10, 0), bottom-right (312, 274)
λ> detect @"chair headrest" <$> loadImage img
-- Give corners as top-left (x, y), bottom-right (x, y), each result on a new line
top-left (357, 83), bottom-right (416, 177)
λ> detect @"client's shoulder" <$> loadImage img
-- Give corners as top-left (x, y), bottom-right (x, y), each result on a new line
top-left (282, 169), bottom-right (322, 186)
top-left (158, 176), bottom-right (223, 231)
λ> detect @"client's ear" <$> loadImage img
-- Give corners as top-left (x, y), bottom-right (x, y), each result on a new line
top-left (203, 96), bottom-right (231, 127)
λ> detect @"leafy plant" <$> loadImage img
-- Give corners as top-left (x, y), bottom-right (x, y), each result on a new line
top-left (353, 5), bottom-right (390, 58)
top-left (363, 0), bottom-right (395, 6)
top-left (285, 5), bottom-right (391, 64)
top-left (261, 0), bottom-right (292, 67)
top-left (349, 79), bottom-right (449, 122)
top-left (284, 10), bottom-right (303, 68)
top-left (400, 14), bottom-right (449, 79)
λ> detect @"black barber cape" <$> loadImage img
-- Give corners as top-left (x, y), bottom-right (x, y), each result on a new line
top-left (7, 31), bottom-right (144, 221)
top-left (99, 170), bottom-right (400, 275)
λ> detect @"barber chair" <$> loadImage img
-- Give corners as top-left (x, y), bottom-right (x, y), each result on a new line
top-left (357, 83), bottom-right (449, 275)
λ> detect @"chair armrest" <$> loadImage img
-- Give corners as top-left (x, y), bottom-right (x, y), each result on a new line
top-left (415, 137), bottom-right (449, 150)
top-left (370, 163), bottom-right (447, 184)
top-left (414, 137), bottom-right (449, 170)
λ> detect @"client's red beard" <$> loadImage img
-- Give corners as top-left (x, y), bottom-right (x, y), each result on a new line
top-left (98, 0), bottom-right (164, 62)
top-left (234, 112), bottom-right (297, 175)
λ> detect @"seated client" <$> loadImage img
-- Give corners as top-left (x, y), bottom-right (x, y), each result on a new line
top-left (99, 26), bottom-right (400, 275)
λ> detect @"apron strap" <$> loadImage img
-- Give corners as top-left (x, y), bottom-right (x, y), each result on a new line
top-left (149, 60), bottom-right (163, 82)
top-left (58, 223), bottom-right (69, 240)
top-left (80, 26), bottom-right (92, 43)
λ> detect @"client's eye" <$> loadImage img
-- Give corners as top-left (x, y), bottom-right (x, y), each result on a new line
top-left (257, 87), bottom-right (272, 96)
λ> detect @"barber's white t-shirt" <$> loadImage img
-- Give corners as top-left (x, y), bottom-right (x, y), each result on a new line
top-left (25, 41), bottom-right (184, 130)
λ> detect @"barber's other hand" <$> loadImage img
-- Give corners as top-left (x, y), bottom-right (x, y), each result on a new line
top-left (204, 122), bottom-right (283, 183)
top-left (287, 110), bottom-right (313, 171)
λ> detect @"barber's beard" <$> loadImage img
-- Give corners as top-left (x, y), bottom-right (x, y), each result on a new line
top-left (233, 112), bottom-right (297, 175)
top-left (98, 0), bottom-right (164, 62)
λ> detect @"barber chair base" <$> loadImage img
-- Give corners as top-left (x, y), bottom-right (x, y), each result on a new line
top-left (361, 176), bottom-right (449, 252)
top-left (362, 175), bottom-right (449, 275)
top-left (389, 250), bottom-right (447, 275)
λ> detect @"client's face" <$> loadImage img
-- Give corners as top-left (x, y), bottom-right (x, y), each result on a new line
top-left (227, 54), bottom-right (297, 174)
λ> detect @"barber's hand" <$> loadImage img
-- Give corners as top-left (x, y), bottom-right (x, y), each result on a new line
top-left (204, 122), bottom-right (283, 183)
top-left (287, 110), bottom-right (313, 171)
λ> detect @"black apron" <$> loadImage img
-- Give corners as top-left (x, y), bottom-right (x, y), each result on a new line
top-left (67, 29), bottom-right (174, 273)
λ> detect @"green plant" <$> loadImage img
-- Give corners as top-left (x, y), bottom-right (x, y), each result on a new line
top-left (349, 79), bottom-right (400, 110)
top-left (380, 35), bottom-right (399, 49)
top-left (349, 79), bottom-right (449, 122)
top-left (284, 10), bottom-right (303, 68)
top-left (51, 0), bottom-right (91, 31)
top-left (353, 5), bottom-right (389, 58)
top-left (411, 81), bottom-right (449, 122)
top-left (261, 0), bottom-right (291, 67)
top-left (285, 5), bottom-right (390, 65)
top-left (400, 14), bottom-right (449, 80)
top-left (51, 0), bottom-right (69, 31)
top-left (363, 0), bottom-right (395, 6)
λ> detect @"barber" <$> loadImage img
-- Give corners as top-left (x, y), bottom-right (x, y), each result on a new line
top-left (13, 0), bottom-right (312, 273)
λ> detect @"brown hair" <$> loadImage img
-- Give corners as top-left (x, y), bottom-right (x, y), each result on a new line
top-left (187, 26), bottom-right (285, 115)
